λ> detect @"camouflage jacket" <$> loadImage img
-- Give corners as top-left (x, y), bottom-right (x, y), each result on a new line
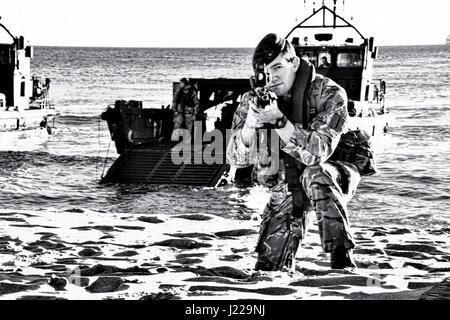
top-left (226, 68), bottom-right (348, 188)
top-left (172, 85), bottom-right (199, 115)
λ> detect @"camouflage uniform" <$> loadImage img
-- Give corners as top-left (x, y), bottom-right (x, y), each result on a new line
top-left (172, 85), bottom-right (199, 133)
top-left (227, 69), bottom-right (360, 270)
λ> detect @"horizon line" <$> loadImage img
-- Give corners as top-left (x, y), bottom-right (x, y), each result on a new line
top-left (30, 43), bottom-right (448, 49)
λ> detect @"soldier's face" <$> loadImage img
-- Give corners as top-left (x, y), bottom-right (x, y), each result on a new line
top-left (266, 53), bottom-right (299, 98)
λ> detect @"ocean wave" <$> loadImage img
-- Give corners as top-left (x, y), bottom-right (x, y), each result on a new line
top-left (0, 151), bottom-right (112, 169)
top-left (56, 114), bottom-right (102, 125)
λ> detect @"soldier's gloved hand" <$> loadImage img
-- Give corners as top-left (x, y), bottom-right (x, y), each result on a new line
top-left (250, 98), bottom-right (284, 125)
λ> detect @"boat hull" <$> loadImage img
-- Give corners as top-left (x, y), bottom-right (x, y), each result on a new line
top-left (0, 108), bottom-right (58, 132)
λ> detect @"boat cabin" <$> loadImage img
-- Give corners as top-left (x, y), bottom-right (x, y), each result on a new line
top-left (286, 1), bottom-right (385, 109)
top-left (0, 19), bottom-right (50, 111)
top-left (294, 44), bottom-right (368, 101)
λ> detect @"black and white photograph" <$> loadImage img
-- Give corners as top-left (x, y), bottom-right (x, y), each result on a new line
top-left (0, 0), bottom-right (449, 306)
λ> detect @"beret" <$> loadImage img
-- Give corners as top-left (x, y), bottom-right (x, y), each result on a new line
top-left (252, 33), bottom-right (286, 69)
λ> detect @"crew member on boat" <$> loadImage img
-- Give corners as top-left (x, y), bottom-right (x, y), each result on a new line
top-left (171, 77), bottom-right (199, 140)
top-left (319, 56), bottom-right (330, 68)
top-left (227, 33), bottom-right (361, 270)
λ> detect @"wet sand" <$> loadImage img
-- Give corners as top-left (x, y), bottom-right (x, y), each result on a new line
top-left (0, 208), bottom-right (449, 300)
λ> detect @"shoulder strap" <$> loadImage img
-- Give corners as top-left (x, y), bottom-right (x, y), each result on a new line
top-left (291, 58), bottom-right (314, 128)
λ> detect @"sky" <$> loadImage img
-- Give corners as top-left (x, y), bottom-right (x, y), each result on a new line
top-left (1, 0), bottom-right (449, 47)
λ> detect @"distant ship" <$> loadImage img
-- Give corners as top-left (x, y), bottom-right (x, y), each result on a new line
top-left (0, 17), bottom-right (58, 145)
top-left (446, 35), bottom-right (450, 45)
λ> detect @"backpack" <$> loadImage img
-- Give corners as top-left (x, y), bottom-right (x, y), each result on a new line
top-left (290, 66), bottom-right (377, 177)
top-left (303, 78), bottom-right (377, 177)
top-left (329, 128), bottom-right (377, 176)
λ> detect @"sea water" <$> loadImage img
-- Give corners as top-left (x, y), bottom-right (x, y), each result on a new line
top-left (0, 45), bottom-right (449, 229)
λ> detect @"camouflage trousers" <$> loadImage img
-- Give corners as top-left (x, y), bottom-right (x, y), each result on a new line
top-left (173, 112), bottom-right (195, 133)
top-left (255, 160), bottom-right (360, 271)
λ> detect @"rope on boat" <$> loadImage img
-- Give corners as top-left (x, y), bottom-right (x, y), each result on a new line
top-left (101, 139), bottom-right (111, 180)
top-left (95, 115), bottom-right (103, 181)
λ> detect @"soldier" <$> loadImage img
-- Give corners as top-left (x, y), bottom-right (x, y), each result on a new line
top-left (319, 56), bottom-right (330, 68)
top-left (227, 33), bottom-right (360, 270)
top-left (171, 77), bottom-right (199, 141)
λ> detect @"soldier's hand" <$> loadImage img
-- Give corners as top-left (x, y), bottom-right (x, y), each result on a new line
top-left (250, 99), bottom-right (284, 125)
top-left (241, 102), bottom-right (263, 147)
top-left (246, 100), bottom-right (265, 129)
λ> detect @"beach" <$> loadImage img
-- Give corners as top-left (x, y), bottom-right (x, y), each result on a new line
top-left (1, 202), bottom-right (449, 300)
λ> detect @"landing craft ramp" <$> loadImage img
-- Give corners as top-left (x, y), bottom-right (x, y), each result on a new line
top-left (101, 143), bottom-right (230, 186)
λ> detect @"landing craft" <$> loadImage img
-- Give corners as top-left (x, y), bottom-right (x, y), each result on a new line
top-left (100, 0), bottom-right (392, 186)
top-left (0, 17), bottom-right (58, 150)
top-left (100, 79), bottom-right (248, 186)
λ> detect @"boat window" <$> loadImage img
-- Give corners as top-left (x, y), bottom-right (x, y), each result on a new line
top-left (0, 48), bottom-right (10, 64)
top-left (21, 82), bottom-right (26, 96)
top-left (318, 52), bottom-right (331, 68)
top-left (337, 52), bottom-right (363, 67)
top-left (300, 50), bottom-right (317, 67)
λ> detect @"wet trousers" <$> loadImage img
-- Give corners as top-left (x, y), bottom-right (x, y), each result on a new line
top-left (255, 160), bottom-right (360, 270)
top-left (173, 112), bottom-right (195, 133)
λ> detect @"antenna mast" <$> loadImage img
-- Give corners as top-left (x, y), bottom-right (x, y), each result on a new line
top-left (333, 0), bottom-right (337, 27)
top-left (304, 0), bottom-right (307, 18)
top-left (322, 0), bottom-right (326, 26)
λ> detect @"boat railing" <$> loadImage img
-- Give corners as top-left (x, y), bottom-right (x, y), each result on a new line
top-left (368, 78), bottom-right (386, 112)
top-left (29, 98), bottom-right (51, 110)
top-left (286, 1), bottom-right (366, 41)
